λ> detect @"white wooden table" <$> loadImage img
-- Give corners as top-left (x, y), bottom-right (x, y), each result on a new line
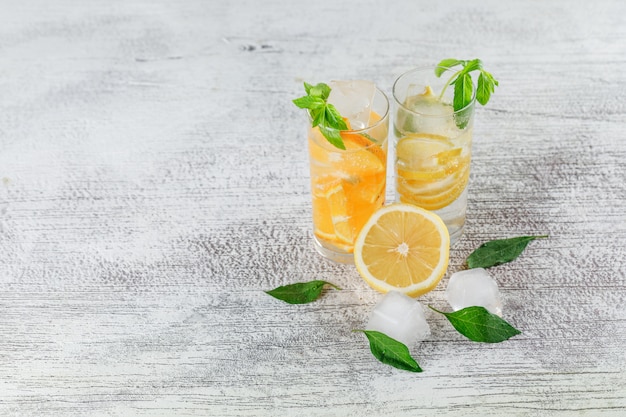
top-left (1, 1), bottom-right (625, 415)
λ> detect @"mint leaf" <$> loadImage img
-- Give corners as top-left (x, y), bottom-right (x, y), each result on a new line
top-left (453, 73), bottom-right (474, 112)
top-left (354, 330), bottom-right (422, 372)
top-left (311, 106), bottom-right (325, 128)
top-left (324, 103), bottom-right (348, 131)
top-left (293, 82), bottom-right (347, 149)
top-left (434, 59), bottom-right (498, 129)
top-left (467, 235), bottom-right (549, 269)
top-left (435, 59), bottom-right (466, 77)
top-left (476, 72), bottom-right (491, 105)
top-left (476, 69), bottom-right (498, 106)
top-left (319, 125), bottom-right (345, 150)
top-left (265, 280), bottom-right (341, 304)
top-left (482, 70), bottom-right (499, 87)
top-left (462, 58), bottom-right (483, 73)
top-left (310, 83), bottom-right (331, 100)
top-left (293, 95), bottom-right (325, 110)
top-left (483, 71), bottom-right (500, 86)
top-left (430, 306), bottom-right (521, 343)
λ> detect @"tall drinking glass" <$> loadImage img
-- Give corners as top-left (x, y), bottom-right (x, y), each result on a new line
top-left (307, 87), bottom-right (389, 263)
top-left (392, 67), bottom-right (475, 244)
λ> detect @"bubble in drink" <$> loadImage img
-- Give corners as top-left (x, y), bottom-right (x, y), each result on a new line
top-left (366, 291), bottom-right (430, 347)
top-left (445, 268), bottom-right (503, 316)
top-left (328, 80), bottom-right (376, 130)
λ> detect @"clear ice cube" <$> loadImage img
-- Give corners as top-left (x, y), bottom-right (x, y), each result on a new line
top-left (328, 80), bottom-right (375, 130)
top-left (445, 268), bottom-right (503, 316)
top-left (401, 89), bottom-right (456, 136)
top-left (405, 91), bottom-right (453, 117)
top-left (366, 291), bottom-right (430, 347)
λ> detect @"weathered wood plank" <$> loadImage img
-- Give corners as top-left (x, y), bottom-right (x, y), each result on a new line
top-left (0, 0), bottom-right (624, 415)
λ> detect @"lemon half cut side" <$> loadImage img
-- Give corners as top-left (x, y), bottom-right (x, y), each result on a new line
top-left (354, 203), bottom-right (450, 297)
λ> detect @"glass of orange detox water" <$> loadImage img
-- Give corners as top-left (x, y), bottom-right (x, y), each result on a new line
top-left (392, 67), bottom-right (475, 245)
top-left (306, 82), bottom-right (389, 263)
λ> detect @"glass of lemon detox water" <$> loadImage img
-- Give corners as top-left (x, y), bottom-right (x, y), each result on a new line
top-left (296, 80), bottom-right (389, 263)
top-left (392, 66), bottom-right (476, 244)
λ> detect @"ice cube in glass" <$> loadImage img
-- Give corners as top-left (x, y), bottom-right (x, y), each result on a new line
top-left (328, 80), bottom-right (376, 130)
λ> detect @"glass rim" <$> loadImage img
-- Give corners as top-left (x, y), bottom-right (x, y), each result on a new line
top-left (307, 86), bottom-right (390, 134)
top-left (392, 65), bottom-right (476, 117)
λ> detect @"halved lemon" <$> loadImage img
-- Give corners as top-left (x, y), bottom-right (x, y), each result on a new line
top-left (354, 203), bottom-right (450, 297)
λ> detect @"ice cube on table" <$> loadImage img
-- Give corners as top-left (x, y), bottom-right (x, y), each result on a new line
top-left (366, 291), bottom-right (430, 348)
top-left (328, 80), bottom-right (375, 130)
top-left (445, 268), bottom-right (503, 316)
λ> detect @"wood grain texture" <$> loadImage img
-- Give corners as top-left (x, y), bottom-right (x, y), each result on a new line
top-left (0, 0), bottom-right (625, 416)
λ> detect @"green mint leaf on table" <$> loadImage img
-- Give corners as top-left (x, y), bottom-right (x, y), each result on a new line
top-left (435, 58), bottom-right (498, 128)
top-left (354, 330), bottom-right (422, 373)
top-left (429, 306), bottom-right (521, 343)
top-left (293, 82), bottom-right (347, 149)
top-left (265, 280), bottom-right (341, 304)
top-left (467, 235), bottom-right (549, 269)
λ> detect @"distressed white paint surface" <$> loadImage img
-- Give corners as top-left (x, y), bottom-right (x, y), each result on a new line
top-left (0, 0), bottom-right (625, 416)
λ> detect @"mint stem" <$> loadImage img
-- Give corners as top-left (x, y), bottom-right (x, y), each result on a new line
top-left (438, 70), bottom-right (461, 101)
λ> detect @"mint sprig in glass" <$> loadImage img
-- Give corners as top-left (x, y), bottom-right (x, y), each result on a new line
top-left (392, 59), bottom-right (498, 244)
top-left (293, 80), bottom-right (390, 263)
top-left (293, 82), bottom-right (349, 150)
